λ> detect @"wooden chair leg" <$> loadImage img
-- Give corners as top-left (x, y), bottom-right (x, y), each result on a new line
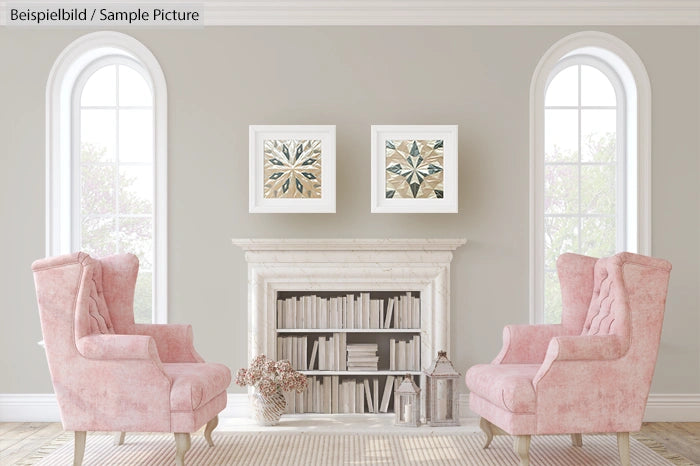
top-left (174, 432), bottom-right (191, 466)
top-left (114, 432), bottom-right (126, 446)
top-left (571, 433), bottom-right (582, 447)
top-left (617, 432), bottom-right (630, 466)
top-left (513, 435), bottom-right (531, 466)
top-left (73, 431), bottom-right (86, 466)
top-left (479, 417), bottom-right (495, 449)
top-left (204, 415), bottom-right (219, 447)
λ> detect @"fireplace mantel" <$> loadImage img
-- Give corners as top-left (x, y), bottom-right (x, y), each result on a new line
top-left (232, 238), bottom-right (466, 367)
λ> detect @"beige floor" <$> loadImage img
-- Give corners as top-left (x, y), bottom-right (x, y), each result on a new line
top-left (0, 421), bottom-right (698, 465)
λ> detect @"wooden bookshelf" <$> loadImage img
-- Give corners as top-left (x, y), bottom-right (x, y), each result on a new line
top-left (276, 291), bottom-right (423, 415)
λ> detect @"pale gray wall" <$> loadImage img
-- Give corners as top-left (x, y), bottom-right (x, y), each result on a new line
top-left (1, 26), bottom-right (697, 395)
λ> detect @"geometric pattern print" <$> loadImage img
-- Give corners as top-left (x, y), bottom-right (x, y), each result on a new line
top-left (264, 139), bottom-right (322, 199)
top-left (385, 139), bottom-right (444, 199)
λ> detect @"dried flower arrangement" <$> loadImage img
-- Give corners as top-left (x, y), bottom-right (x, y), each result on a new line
top-left (235, 354), bottom-right (307, 397)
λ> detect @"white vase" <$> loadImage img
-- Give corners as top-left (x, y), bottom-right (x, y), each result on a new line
top-left (252, 389), bottom-right (287, 426)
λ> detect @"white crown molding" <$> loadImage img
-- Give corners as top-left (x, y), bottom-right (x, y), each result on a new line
top-left (2, 1), bottom-right (700, 26)
top-left (232, 238), bottom-right (467, 252)
top-left (1, 393), bottom-right (698, 422)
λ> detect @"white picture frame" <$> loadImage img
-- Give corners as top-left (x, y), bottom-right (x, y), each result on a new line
top-left (249, 125), bottom-right (336, 213)
top-left (371, 125), bottom-right (458, 213)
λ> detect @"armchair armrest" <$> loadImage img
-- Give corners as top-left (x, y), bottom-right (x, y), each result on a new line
top-left (134, 323), bottom-right (204, 363)
top-left (493, 324), bottom-right (565, 364)
top-left (76, 334), bottom-right (161, 361)
top-left (533, 334), bottom-right (627, 387)
top-left (544, 334), bottom-right (626, 362)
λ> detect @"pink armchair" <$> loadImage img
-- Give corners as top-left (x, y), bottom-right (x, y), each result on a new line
top-left (465, 252), bottom-right (671, 466)
top-left (32, 252), bottom-right (231, 466)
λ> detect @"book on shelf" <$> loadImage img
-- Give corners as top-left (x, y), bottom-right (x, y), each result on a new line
top-left (329, 297), bottom-right (337, 328)
top-left (403, 292), bottom-right (410, 328)
top-left (413, 335), bottom-right (420, 370)
top-left (342, 296), bottom-right (347, 330)
top-left (331, 376), bottom-right (339, 413)
top-left (379, 298), bottom-right (384, 329)
top-left (361, 293), bottom-right (370, 329)
top-left (412, 295), bottom-right (420, 329)
top-left (323, 376), bottom-right (332, 414)
top-left (292, 336), bottom-right (298, 370)
top-left (328, 336), bottom-right (335, 371)
top-left (339, 333), bottom-right (347, 371)
top-left (356, 381), bottom-right (365, 413)
top-left (308, 340), bottom-right (319, 370)
top-left (305, 376), bottom-right (314, 410)
top-left (389, 338), bottom-right (396, 371)
top-left (369, 299), bottom-right (379, 329)
top-left (363, 379), bottom-right (373, 412)
top-left (341, 379), bottom-right (356, 413)
top-left (304, 296), bottom-right (312, 330)
top-left (384, 298), bottom-right (395, 329)
top-left (277, 300), bottom-right (284, 329)
top-left (302, 336), bottom-right (308, 370)
top-left (379, 375), bottom-right (395, 413)
top-left (373, 378), bottom-right (379, 414)
top-left (314, 377), bottom-right (321, 413)
top-left (318, 336), bottom-right (326, 370)
top-left (346, 294), bottom-right (355, 328)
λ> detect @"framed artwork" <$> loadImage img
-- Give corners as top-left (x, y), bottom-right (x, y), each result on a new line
top-left (249, 125), bottom-right (336, 213)
top-left (371, 125), bottom-right (458, 213)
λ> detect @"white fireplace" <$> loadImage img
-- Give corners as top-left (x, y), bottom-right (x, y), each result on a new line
top-left (232, 239), bottom-right (466, 372)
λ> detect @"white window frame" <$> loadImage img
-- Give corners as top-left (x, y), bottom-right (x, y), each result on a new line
top-left (46, 31), bottom-right (168, 324)
top-left (530, 31), bottom-right (652, 324)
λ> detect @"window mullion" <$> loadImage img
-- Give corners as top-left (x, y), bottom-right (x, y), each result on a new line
top-left (115, 64), bottom-right (121, 254)
top-left (577, 64), bottom-right (582, 255)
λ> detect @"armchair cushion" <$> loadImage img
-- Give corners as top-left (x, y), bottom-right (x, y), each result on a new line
top-left (465, 364), bottom-right (539, 414)
top-left (164, 363), bottom-right (232, 412)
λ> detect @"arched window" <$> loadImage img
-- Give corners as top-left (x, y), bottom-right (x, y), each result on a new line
top-left (530, 31), bottom-right (651, 323)
top-left (47, 32), bottom-right (167, 323)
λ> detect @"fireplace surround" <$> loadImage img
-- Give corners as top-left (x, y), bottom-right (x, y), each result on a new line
top-left (232, 239), bottom-right (466, 370)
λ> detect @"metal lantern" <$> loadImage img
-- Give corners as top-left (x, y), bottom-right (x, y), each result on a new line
top-left (424, 350), bottom-right (460, 426)
top-left (394, 374), bottom-right (421, 427)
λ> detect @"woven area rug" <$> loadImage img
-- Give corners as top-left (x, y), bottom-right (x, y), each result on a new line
top-left (32, 432), bottom-right (675, 465)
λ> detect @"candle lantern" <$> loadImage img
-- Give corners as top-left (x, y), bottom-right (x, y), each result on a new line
top-left (394, 374), bottom-right (421, 427)
top-left (424, 350), bottom-right (460, 426)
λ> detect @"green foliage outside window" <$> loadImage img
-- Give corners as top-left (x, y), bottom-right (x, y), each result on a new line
top-left (544, 132), bottom-right (617, 323)
top-left (80, 143), bottom-right (153, 323)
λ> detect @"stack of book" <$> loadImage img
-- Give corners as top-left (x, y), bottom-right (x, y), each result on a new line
top-left (346, 343), bottom-right (379, 371)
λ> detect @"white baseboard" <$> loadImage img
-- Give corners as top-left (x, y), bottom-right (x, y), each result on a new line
top-left (221, 393), bottom-right (251, 418)
top-left (2, 392), bottom-right (699, 423)
top-left (0, 394), bottom-right (62, 422)
top-left (643, 394), bottom-right (700, 422)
